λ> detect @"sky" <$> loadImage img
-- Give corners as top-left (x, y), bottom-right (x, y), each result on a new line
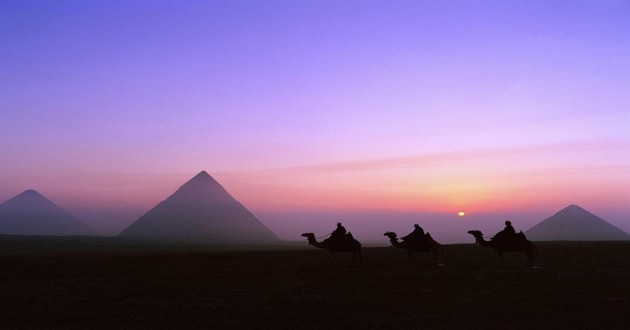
top-left (1, 0), bottom-right (629, 243)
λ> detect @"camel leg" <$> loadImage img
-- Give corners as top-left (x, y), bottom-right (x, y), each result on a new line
top-left (525, 248), bottom-right (534, 267)
top-left (432, 244), bottom-right (441, 263)
top-left (497, 250), bottom-right (505, 267)
top-left (526, 243), bottom-right (536, 267)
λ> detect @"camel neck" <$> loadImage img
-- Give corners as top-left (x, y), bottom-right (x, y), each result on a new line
top-left (389, 237), bottom-right (402, 247)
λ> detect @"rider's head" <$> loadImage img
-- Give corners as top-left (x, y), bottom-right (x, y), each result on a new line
top-left (414, 224), bottom-right (420, 228)
top-left (337, 222), bottom-right (342, 227)
top-left (505, 220), bottom-right (512, 226)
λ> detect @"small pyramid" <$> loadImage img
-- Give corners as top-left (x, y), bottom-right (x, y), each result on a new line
top-left (119, 171), bottom-right (279, 241)
top-left (0, 189), bottom-right (93, 236)
top-left (526, 205), bottom-right (630, 241)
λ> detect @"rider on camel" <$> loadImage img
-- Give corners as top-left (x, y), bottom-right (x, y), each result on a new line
top-left (401, 224), bottom-right (425, 241)
top-left (330, 222), bottom-right (347, 241)
top-left (492, 220), bottom-right (517, 242)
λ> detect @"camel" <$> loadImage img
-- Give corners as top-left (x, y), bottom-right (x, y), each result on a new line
top-left (383, 231), bottom-right (443, 262)
top-left (467, 230), bottom-right (536, 267)
top-left (301, 232), bottom-right (362, 261)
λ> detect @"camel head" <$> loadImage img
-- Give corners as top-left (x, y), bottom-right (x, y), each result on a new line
top-left (467, 230), bottom-right (484, 243)
top-left (301, 233), bottom-right (316, 243)
top-left (383, 231), bottom-right (398, 239)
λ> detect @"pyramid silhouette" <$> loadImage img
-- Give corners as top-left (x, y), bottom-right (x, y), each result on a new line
top-left (119, 171), bottom-right (279, 241)
top-left (0, 189), bottom-right (93, 236)
top-left (525, 205), bottom-right (630, 241)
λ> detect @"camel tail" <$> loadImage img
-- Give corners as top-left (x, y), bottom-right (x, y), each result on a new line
top-left (524, 239), bottom-right (537, 255)
top-left (432, 239), bottom-right (443, 255)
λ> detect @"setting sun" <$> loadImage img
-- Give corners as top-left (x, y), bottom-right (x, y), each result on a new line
top-left (458, 211), bottom-right (466, 217)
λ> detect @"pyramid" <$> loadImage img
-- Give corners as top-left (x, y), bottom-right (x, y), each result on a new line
top-left (119, 171), bottom-right (279, 241)
top-left (0, 189), bottom-right (93, 236)
top-left (525, 205), bottom-right (630, 241)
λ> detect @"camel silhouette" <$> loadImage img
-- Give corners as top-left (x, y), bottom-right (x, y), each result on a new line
top-left (383, 231), bottom-right (442, 262)
top-left (301, 232), bottom-right (362, 261)
top-left (467, 230), bottom-right (536, 267)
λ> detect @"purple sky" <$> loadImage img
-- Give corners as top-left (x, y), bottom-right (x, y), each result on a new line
top-left (1, 1), bottom-right (629, 242)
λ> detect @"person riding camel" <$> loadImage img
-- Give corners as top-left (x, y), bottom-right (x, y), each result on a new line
top-left (401, 224), bottom-right (425, 242)
top-left (503, 220), bottom-right (515, 235)
top-left (330, 222), bottom-right (347, 241)
top-left (492, 220), bottom-right (516, 242)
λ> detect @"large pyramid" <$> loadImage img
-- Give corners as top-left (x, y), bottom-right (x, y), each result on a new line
top-left (526, 205), bottom-right (630, 241)
top-left (0, 189), bottom-right (93, 236)
top-left (119, 171), bottom-right (279, 241)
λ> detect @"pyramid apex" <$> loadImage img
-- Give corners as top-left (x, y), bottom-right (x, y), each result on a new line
top-left (6, 189), bottom-right (54, 206)
top-left (190, 170), bottom-right (214, 181)
top-left (15, 189), bottom-right (45, 200)
top-left (22, 189), bottom-right (39, 194)
top-left (191, 171), bottom-right (211, 180)
top-left (560, 204), bottom-right (589, 214)
top-left (177, 171), bottom-right (222, 194)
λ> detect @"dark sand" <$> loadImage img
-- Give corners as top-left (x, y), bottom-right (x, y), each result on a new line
top-left (1, 236), bottom-right (628, 329)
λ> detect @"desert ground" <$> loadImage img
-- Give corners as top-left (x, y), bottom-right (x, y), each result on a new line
top-left (1, 236), bottom-right (629, 329)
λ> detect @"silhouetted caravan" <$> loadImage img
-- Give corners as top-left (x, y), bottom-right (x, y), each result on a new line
top-left (383, 231), bottom-right (442, 262)
top-left (301, 232), bottom-right (362, 261)
top-left (467, 230), bottom-right (536, 267)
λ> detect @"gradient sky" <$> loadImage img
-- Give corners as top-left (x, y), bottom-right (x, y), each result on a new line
top-left (1, 1), bottom-right (629, 242)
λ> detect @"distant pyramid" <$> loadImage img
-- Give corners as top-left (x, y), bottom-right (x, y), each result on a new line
top-left (0, 189), bottom-right (93, 236)
top-left (119, 171), bottom-right (279, 241)
top-left (526, 205), bottom-right (630, 241)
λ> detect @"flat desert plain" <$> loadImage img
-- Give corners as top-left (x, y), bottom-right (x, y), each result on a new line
top-left (1, 236), bottom-right (629, 329)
